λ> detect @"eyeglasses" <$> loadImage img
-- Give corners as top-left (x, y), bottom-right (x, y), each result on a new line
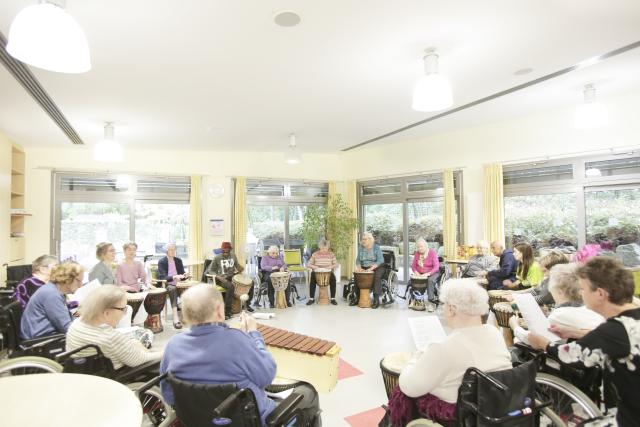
top-left (110, 306), bottom-right (127, 312)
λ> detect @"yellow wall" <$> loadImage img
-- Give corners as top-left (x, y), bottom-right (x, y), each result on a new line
top-left (24, 147), bottom-right (344, 261)
top-left (0, 133), bottom-right (14, 283)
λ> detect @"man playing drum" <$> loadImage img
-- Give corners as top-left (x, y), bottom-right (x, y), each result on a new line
top-left (205, 242), bottom-right (252, 319)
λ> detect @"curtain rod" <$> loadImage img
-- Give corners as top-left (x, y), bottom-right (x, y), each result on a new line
top-left (501, 145), bottom-right (640, 167)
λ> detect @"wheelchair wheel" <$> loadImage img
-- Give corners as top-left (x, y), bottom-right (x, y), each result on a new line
top-left (0, 356), bottom-right (63, 376)
top-left (535, 373), bottom-right (602, 426)
top-left (128, 382), bottom-right (176, 427)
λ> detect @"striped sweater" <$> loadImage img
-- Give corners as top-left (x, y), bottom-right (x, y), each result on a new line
top-left (308, 250), bottom-right (338, 270)
top-left (66, 319), bottom-right (162, 370)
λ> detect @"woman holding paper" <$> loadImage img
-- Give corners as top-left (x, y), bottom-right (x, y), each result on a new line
top-left (529, 257), bottom-right (640, 427)
top-left (388, 279), bottom-right (511, 426)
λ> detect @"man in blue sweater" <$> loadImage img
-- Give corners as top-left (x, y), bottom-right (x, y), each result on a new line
top-left (160, 284), bottom-right (321, 426)
top-left (487, 241), bottom-right (518, 290)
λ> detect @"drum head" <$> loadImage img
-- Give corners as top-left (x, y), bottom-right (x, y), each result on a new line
top-left (315, 268), bottom-right (331, 273)
top-left (126, 292), bottom-right (144, 301)
top-left (382, 352), bottom-right (412, 373)
top-left (148, 288), bottom-right (167, 295)
top-left (271, 272), bottom-right (289, 278)
top-left (232, 274), bottom-right (253, 285)
top-left (493, 302), bottom-right (513, 312)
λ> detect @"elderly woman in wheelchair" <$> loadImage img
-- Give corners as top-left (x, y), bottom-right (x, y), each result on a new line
top-left (385, 279), bottom-right (513, 426)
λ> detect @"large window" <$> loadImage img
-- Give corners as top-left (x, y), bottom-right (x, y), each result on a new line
top-left (359, 172), bottom-right (462, 283)
top-left (504, 154), bottom-right (640, 255)
top-left (53, 173), bottom-right (190, 267)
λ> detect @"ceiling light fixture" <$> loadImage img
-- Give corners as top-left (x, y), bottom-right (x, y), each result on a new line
top-left (575, 84), bottom-right (608, 130)
top-left (7, 0), bottom-right (91, 73)
top-left (412, 48), bottom-right (453, 112)
top-left (284, 133), bottom-right (302, 165)
top-left (585, 168), bottom-right (602, 177)
top-left (94, 122), bottom-right (123, 163)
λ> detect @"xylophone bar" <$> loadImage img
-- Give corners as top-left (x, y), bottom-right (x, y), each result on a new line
top-left (256, 324), bottom-right (336, 356)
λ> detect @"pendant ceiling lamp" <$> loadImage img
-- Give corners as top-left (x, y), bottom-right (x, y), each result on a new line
top-left (284, 133), bottom-right (302, 165)
top-left (575, 84), bottom-right (608, 130)
top-left (7, 0), bottom-right (91, 73)
top-left (412, 48), bottom-right (453, 112)
top-left (94, 122), bottom-right (123, 163)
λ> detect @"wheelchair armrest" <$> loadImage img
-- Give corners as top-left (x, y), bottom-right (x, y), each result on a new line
top-left (135, 372), bottom-right (167, 398)
top-left (266, 392), bottom-right (304, 426)
top-left (55, 343), bottom-right (104, 363)
top-left (465, 368), bottom-right (508, 391)
top-left (20, 333), bottom-right (66, 350)
top-left (213, 388), bottom-right (247, 419)
top-left (113, 360), bottom-right (160, 383)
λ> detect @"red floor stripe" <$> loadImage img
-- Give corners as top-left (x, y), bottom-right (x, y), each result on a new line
top-left (344, 406), bottom-right (386, 427)
top-left (338, 357), bottom-right (363, 380)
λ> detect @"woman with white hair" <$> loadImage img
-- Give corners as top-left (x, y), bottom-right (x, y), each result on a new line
top-left (355, 232), bottom-right (386, 309)
top-left (388, 279), bottom-right (511, 426)
top-left (260, 245), bottom-right (289, 308)
top-left (307, 239), bottom-right (339, 305)
top-left (410, 238), bottom-right (440, 312)
top-left (66, 285), bottom-right (162, 370)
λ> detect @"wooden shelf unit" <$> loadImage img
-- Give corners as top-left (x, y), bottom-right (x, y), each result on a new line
top-left (10, 146), bottom-right (26, 263)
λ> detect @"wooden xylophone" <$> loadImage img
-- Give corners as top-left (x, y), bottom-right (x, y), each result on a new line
top-left (256, 324), bottom-right (341, 393)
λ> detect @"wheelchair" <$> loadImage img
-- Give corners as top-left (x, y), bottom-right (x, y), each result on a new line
top-left (344, 250), bottom-right (399, 307)
top-left (136, 372), bottom-right (321, 427)
top-left (397, 257), bottom-right (452, 310)
top-left (254, 255), bottom-right (298, 309)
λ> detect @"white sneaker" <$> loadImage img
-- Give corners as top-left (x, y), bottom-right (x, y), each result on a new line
top-left (427, 303), bottom-right (436, 313)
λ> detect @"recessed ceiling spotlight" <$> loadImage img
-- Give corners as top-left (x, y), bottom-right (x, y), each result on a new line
top-left (513, 68), bottom-right (533, 76)
top-left (274, 11), bottom-right (301, 27)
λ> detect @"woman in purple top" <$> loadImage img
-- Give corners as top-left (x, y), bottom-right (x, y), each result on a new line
top-left (13, 254), bottom-right (58, 309)
top-left (410, 238), bottom-right (440, 312)
top-left (260, 246), bottom-right (290, 308)
top-left (116, 242), bottom-right (147, 292)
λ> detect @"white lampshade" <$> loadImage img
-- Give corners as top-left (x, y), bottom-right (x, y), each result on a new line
top-left (284, 133), bottom-right (302, 164)
top-left (412, 49), bottom-right (453, 112)
top-left (94, 123), bottom-right (123, 162)
top-left (575, 84), bottom-right (608, 130)
top-left (7, 2), bottom-right (91, 73)
top-left (585, 167), bottom-right (602, 177)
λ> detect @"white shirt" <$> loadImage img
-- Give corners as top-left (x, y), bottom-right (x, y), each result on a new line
top-left (399, 324), bottom-right (512, 403)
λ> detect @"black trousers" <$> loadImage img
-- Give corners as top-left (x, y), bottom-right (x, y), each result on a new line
top-left (360, 264), bottom-right (386, 295)
top-left (309, 271), bottom-right (336, 299)
top-left (215, 275), bottom-right (236, 314)
top-left (166, 283), bottom-right (178, 308)
top-left (264, 271), bottom-right (291, 307)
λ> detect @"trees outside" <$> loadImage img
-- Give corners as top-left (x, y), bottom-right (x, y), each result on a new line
top-left (585, 188), bottom-right (640, 249)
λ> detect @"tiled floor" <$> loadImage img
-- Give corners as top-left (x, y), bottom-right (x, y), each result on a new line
top-left (149, 284), bottom-right (442, 427)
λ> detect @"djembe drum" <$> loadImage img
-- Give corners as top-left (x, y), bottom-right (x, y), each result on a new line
top-left (380, 352), bottom-right (412, 399)
top-left (232, 274), bottom-right (254, 313)
top-left (493, 302), bottom-right (515, 328)
top-left (125, 292), bottom-right (145, 325)
top-left (176, 280), bottom-right (197, 298)
top-left (143, 288), bottom-right (167, 333)
top-left (271, 272), bottom-right (291, 309)
top-left (354, 271), bottom-right (374, 308)
top-left (315, 268), bottom-right (332, 306)
top-left (488, 290), bottom-right (509, 309)
top-left (409, 274), bottom-right (429, 311)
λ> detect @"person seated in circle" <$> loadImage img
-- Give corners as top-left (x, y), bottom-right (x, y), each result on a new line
top-left (21, 261), bottom-right (84, 340)
top-left (89, 242), bottom-right (117, 285)
top-left (66, 285), bottom-right (162, 370)
top-left (206, 241), bottom-right (249, 318)
top-left (160, 284), bottom-right (321, 426)
top-left (13, 254), bottom-right (58, 309)
top-left (157, 243), bottom-right (188, 329)
top-left (355, 232), bottom-right (386, 309)
top-left (487, 241), bottom-right (518, 290)
top-left (116, 242), bottom-right (147, 293)
top-left (509, 263), bottom-right (604, 346)
top-left (260, 245), bottom-right (290, 308)
top-left (388, 279), bottom-right (511, 426)
top-left (504, 249), bottom-right (568, 306)
top-left (501, 242), bottom-right (543, 290)
top-left (529, 257), bottom-right (640, 427)
top-left (410, 238), bottom-right (440, 312)
top-left (307, 239), bottom-right (339, 306)
top-left (460, 240), bottom-right (498, 281)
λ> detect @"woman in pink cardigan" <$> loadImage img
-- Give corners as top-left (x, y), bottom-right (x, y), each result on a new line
top-left (410, 238), bottom-right (441, 312)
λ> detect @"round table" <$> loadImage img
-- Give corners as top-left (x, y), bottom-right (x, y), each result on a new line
top-left (0, 373), bottom-right (142, 427)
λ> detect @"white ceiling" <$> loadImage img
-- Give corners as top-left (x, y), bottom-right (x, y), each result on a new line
top-left (0, 0), bottom-right (640, 153)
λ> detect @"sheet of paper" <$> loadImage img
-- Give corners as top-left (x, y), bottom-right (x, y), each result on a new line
top-left (69, 279), bottom-right (101, 303)
top-left (513, 293), bottom-right (561, 342)
top-left (265, 387), bottom-right (294, 400)
top-left (253, 312), bottom-right (276, 320)
top-left (408, 316), bottom-right (447, 350)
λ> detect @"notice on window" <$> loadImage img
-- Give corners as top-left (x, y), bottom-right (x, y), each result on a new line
top-left (408, 316), bottom-right (447, 350)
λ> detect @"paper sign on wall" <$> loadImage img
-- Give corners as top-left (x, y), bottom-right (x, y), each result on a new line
top-left (209, 219), bottom-right (224, 236)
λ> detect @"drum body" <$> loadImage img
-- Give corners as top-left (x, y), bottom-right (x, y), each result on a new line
top-left (488, 290), bottom-right (509, 309)
top-left (409, 275), bottom-right (429, 311)
top-left (315, 269), bottom-right (332, 306)
top-left (232, 274), bottom-right (254, 313)
top-left (493, 302), bottom-right (515, 328)
top-left (271, 272), bottom-right (291, 309)
top-left (379, 352), bottom-right (412, 399)
top-left (143, 288), bottom-right (167, 333)
top-left (125, 292), bottom-right (145, 324)
top-left (354, 271), bottom-right (374, 308)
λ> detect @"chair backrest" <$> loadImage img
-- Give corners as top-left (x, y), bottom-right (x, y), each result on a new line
top-left (0, 300), bottom-right (22, 352)
top-left (55, 344), bottom-right (117, 378)
top-left (6, 264), bottom-right (32, 288)
top-left (283, 249), bottom-right (302, 266)
top-left (382, 250), bottom-right (397, 271)
top-left (456, 360), bottom-right (538, 427)
top-left (167, 373), bottom-right (261, 427)
top-left (202, 258), bottom-right (214, 282)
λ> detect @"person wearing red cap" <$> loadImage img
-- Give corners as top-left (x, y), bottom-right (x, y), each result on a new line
top-left (205, 242), bottom-right (251, 319)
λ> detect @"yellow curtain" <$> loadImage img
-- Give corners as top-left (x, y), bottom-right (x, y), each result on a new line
top-left (188, 176), bottom-right (203, 278)
top-left (327, 181), bottom-right (338, 206)
top-left (443, 170), bottom-right (456, 259)
top-left (234, 177), bottom-right (248, 266)
top-left (483, 163), bottom-right (505, 244)
top-left (344, 180), bottom-right (358, 279)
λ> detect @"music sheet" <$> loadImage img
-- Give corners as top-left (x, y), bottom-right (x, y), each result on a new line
top-left (513, 293), bottom-right (562, 342)
top-left (408, 316), bottom-right (447, 350)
